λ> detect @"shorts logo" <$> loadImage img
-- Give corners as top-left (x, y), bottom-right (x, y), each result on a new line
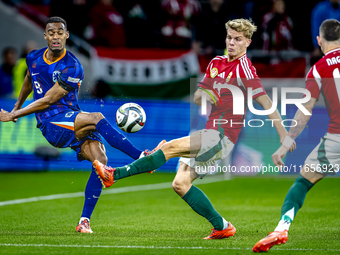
top-left (210, 67), bottom-right (218, 78)
top-left (65, 111), bottom-right (74, 118)
top-left (52, 71), bottom-right (61, 83)
top-left (67, 77), bottom-right (80, 83)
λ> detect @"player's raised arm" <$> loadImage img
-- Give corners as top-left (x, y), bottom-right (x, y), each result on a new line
top-left (286, 98), bottom-right (316, 140)
top-left (255, 94), bottom-right (296, 153)
top-left (271, 98), bottom-right (316, 166)
top-left (0, 82), bottom-right (69, 122)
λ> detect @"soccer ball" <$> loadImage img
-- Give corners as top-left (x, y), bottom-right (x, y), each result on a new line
top-left (116, 103), bottom-right (146, 133)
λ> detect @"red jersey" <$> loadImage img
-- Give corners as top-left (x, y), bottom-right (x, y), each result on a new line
top-left (198, 54), bottom-right (267, 144)
top-left (306, 47), bottom-right (340, 134)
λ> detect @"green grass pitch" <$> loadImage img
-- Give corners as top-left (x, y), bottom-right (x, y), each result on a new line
top-left (0, 172), bottom-right (339, 254)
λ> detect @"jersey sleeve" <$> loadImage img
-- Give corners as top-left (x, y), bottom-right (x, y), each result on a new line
top-left (197, 58), bottom-right (216, 90)
top-left (238, 58), bottom-right (266, 99)
top-left (305, 65), bottom-right (321, 100)
top-left (58, 62), bottom-right (84, 92)
top-left (25, 50), bottom-right (35, 75)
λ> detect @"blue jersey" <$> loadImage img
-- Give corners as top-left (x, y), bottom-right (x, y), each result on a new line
top-left (26, 47), bottom-right (84, 125)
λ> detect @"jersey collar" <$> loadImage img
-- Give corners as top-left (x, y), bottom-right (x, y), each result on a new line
top-left (325, 47), bottom-right (340, 56)
top-left (43, 48), bottom-right (66, 65)
top-left (227, 53), bottom-right (247, 62)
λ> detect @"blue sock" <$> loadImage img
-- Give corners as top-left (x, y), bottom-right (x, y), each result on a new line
top-left (81, 167), bottom-right (103, 219)
top-left (96, 118), bottom-right (142, 159)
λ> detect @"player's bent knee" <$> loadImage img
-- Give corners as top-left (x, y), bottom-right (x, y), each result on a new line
top-left (300, 164), bottom-right (324, 184)
top-left (161, 140), bottom-right (186, 160)
top-left (91, 112), bottom-right (105, 123)
top-left (172, 179), bottom-right (191, 196)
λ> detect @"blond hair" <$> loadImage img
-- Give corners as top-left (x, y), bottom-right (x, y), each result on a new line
top-left (225, 19), bottom-right (257, 39)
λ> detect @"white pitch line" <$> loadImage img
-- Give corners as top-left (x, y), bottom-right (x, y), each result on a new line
top-left (0, 177), bottom-right (226, 207)
top-left (0, 243), bottom-right (339, 252)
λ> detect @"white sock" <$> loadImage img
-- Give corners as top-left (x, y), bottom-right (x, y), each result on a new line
top-left (79, 217), bottom-right (90, 224)
top-left (274, 219), bottom-right (291, 232)
top-left (139, 151), bottom-right (146, 158)
top-left (275, 208), bottom-right (294, 231)
top-left (222, 218), bottom-right (229, 230)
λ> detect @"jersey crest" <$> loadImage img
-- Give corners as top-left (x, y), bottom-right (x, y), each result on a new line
top-left (210, 67), bottom-right (218, 78)
top-left (52, 71), bottom-right (61, 83)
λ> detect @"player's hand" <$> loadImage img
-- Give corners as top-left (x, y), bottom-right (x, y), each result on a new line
top-left (204, 89), bottom-right (218, 104)
top-left (280, 136), bottom-right (296, 153)
top-left (272, 145), bottom-right (289, 167)
top-left (0, 109), bottom-right (14, 122)
top-left (9, 109), bottom-right (18, 123)
top-left (289, 141), bottom-right (296, 153)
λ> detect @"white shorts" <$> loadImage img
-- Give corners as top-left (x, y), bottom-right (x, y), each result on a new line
top-left (304, 132), bottom-right (340, 175)
top-left (179, 129), bottom-right (234, 178)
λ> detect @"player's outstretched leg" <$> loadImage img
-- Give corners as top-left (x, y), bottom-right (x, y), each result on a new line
top-left (75, 112), bottom-right (143, 160)
top-left (94, 140), bottom-right (167, 188)
top-left (173, 163), bottom-right (236, 239)
top-left (253, 172), bottom-right (316, 252)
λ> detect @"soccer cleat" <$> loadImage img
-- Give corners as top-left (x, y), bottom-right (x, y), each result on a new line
top-left (93, 160), bottom-right (116, 188)
top-left (76, 219), bottom-right (93, 233)
top-left (141, 140), bottom-right (166, 173)
top-left (253, 230), bottom-right (288, 252)
top-left (203, 223), bottom-right (236, 239)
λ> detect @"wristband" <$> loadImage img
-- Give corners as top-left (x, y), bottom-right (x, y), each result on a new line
top-left (282, 136), bottom-right (294, 148)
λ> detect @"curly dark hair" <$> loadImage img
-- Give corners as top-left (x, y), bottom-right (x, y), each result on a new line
top-left (45, 16), bottom-right (67, 30)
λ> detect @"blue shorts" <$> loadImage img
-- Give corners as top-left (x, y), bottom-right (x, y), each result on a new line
top-left (38, 110), bottom-right (102, 161)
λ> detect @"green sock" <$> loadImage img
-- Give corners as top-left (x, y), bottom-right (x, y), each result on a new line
top-left (182, 186), bottom-right (225, 230)
top-left (275, 174), bottom-right (314, 231)
top-left (114, 150), bottom-right (166, 180)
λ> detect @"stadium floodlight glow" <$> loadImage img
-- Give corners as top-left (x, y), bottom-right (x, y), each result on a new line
top-left (200, 81), bottom-right (312, 116)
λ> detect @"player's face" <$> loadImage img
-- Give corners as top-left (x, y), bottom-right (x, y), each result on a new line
top-left (44, 22), bottom-right (69, 53)
top-left (226, 29), bottom-right (251, 60)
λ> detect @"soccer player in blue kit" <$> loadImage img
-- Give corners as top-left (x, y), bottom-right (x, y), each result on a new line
top-left (0, 17), bottom-right (164, 233)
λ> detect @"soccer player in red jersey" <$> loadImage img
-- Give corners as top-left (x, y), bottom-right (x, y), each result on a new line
top-left (253, 19), bottom-right (340, 252)
top-left (93, 18), bottom-right (295, 239)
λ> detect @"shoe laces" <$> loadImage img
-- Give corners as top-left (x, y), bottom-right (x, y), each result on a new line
top-left (104, 165), bottom-right (115, 173)
top-left (143, 149), bottom-right (151, 156)
top-left (81, 219), bottom-right (90, 228)
top-left (210, 228), bottom-right (217, 234)
top-left (145, 146), bottom-right (159, 155)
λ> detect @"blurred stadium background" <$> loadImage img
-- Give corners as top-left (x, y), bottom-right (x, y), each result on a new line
top-left (0, 0), bottom-right (338, 174)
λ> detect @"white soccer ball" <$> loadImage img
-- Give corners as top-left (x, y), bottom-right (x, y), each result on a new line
top-left (116, 103), bottom-right (146, 133)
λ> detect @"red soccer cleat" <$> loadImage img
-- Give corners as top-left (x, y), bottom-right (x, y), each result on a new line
top-left (203, 223), bottom-right (236, 239)
top-left (76, 219), bottom-right (93, 233)
top-left (93, 160), bottom-right (116, 188)
top-left (140, 140), bottom-right (166, 173)
top-left (253, 230), bottom-right (288, 252)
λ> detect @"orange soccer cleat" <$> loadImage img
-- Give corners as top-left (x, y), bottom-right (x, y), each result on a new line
top-left (93, 160), bottom-right (116, 188)
top-left (140, 140), bottom-right (166, 173)
top-left (253, 230), bottom-right (288, 252)
top-left (203, 223), bottom-right (236, 239)
top-left (76, 219), bottom-right (93, 233)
